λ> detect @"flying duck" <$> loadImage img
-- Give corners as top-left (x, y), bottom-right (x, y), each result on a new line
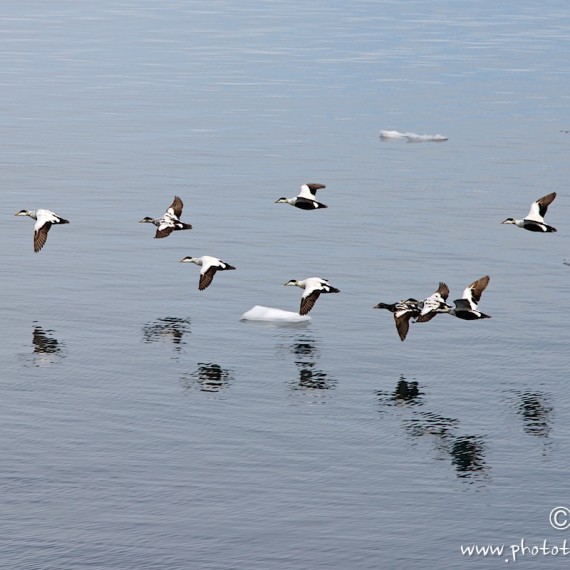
top-left (139, 196), bottom-right (192, 238)
top-left (275, 183), bottom-right (328, 210)
top-left (446, 275), bottom-right (491, 320)
top-left (284, 277), bottom-right (340, 315)
top-left (180, 256), bottom-right (236, 290)
top-left (374, 298), bottom-right (421, 341)
top-left (501, 192), bottom-right (557, 232)
top-left (415, 282), bottom-right (451, 323)
top-left (15, 209), bottom-right (70, 252)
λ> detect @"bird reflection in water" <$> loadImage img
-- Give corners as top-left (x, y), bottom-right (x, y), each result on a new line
top-left (377, 377), bottom-right (488, 481)
top-left (377, 375), bottom-right (423, 408)
top-left (284, 335), bottom-right (336, 397)
top-left (290, 338), bottom-right (319, 358)
top-left (403, 411), bottom-right (459, 440)
top-left (403, 411), bottom-right (488, 480)
top-left (142, 317), bottom-right (191, 350)
top-left (293, 363), bottom-right (334, 391)
top-left (515, 391), bottom-right (553, 439)
top-left (450, 436), bottom-right (487, 478)
top-left (30, 323), bottom-right (64, 366)
top-left (181, 363), bottom-right (233, 394)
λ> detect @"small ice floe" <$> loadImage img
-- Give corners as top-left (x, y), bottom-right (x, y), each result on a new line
top-left (240, 305), bottom-right (311, 323)
top-left (380, 130), bottom-right (448, 143)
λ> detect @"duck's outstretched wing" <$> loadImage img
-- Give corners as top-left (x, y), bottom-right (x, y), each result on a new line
top-left (462, 275), bottom-right (490, 309)
top-left (394, 311), bottom-right (413, 341)
top-left (155, 222), bottom-right (175, 239)
top-left (526, 192), bottom-right (556, 221)
top-left (166, 195), bottom-right (184, 219)
top-left (34, 222), bottom-right (51, 252)
top-left (300, 290), bottom-right (320, 315)
top-left (298, 183), bottom-right (326, 200)
top-left (199, 266), bottom-right (218, 290)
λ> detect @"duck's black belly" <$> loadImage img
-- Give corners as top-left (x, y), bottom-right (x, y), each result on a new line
top-left (454, 311), bottom-right (483, 320)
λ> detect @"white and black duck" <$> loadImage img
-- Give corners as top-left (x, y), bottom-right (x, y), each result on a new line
top-left (275, 183), bottom-right (328, 210)
top-left (140, 196), bottom-right (192, 238)
top-left (446, 275), bottom-right (491, 320)
top-left (374, 298), bottom-right (421, 341)
top-left (15, 209), bottom-right (70, 253)
top-left (180, 256), bottom-right (236, 290)
top-left (501, 192), bottom-right (557, 232)
top-left (415, 282), bottom-right (451, 323)
top-left (284, 277), bottom-right (340, 315)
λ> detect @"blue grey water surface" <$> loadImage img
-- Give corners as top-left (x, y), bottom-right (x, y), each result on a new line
top-left (1, 1), bottom-right (569, 568)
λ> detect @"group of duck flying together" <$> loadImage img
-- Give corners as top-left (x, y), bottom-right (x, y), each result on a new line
top-left (15, 185), bottom-right (558, 339)
top-left (375, 190), bottom-right (558, 340)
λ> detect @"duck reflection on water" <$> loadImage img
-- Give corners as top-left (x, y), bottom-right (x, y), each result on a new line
top-left (404, 411), bottom-right (488, 480)
top-left (292, 362), bottom-right (335, 392)
top-left (142, 317), bottom-right (191, 350)
top-left (33, 325), bottom-right (61, 355)
top-left (377, 375), bottom-right (423, 408)
top-left (280, 335), bottom-right (336, 394)
top-left (378, 375), bottom-right (488, 480)
top-left (451, 436), bottom-right (487, 478)
top-left (29, 323), bottom-right (64, 367)
top-left (514, 391), bottom-right (553, 439)
top-left (182, 363), bottom-right (233, 394)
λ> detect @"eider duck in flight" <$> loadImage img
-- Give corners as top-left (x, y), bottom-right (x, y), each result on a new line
top-left (284, 277), bottom-right (340, 315)
top-left (415, 282), bottom-right (451, 323)
top-left (139, 195), bottom-right (192, 238)
top-left (180, 256), bottom-right (236, 290)
top-left (501, 192), bottom-right (557, 232)
top-left (15, 209), bottom-right (69, 253)
top-left (446, 275), bottom-right (491, 320)
top-left (275, 183), bottom-right (328, 210)
top-left (374, 299), bottom-right (421, 341)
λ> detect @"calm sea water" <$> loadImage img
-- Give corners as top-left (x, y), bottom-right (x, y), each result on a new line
top-left (1, 1), bottom-right (569, 568)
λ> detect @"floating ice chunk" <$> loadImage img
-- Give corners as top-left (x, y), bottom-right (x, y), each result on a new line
top-left (379, 130), bottom-right (409, 141)
top-left (380, 130), bottom-right (448, 143)
top-left (240, 305), bottom-right (311, 323)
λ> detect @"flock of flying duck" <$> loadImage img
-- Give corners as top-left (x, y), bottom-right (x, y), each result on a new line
top-left (15, 188), bottom-right (558, 339)
top-left (373, 191), bottom-right (558, 340)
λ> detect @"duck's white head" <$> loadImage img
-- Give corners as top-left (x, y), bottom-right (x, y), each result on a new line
top-left (180, 256), bottom-right (198, 264)
top-left (284, 279), bottom-right (299, 287)
top-left (15, 209), bottom-right (31, 217)
top-left (275, 197), bottom-right (291, 204)
top-left (139, 216), bottom-right (156, 223)
top-left (501, 217), bottom-right (516, 225)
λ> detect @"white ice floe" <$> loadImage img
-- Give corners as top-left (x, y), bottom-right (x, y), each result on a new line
top-left (240, 305), bottom-right (311, 323)
top-left (380, 130), bottom-right (448, 143)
